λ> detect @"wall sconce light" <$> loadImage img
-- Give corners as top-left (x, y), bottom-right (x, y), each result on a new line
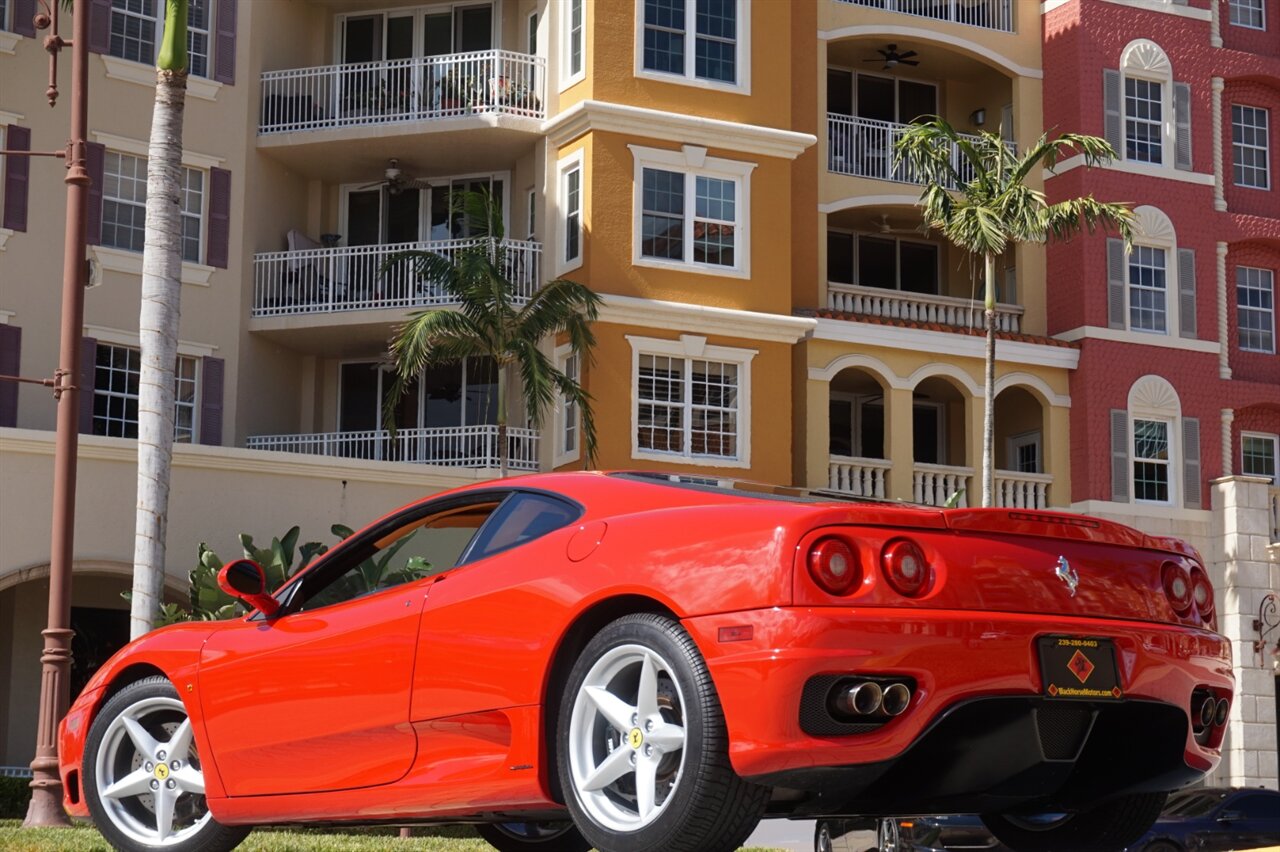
top-left (970, 108), bottom-right (986, 127)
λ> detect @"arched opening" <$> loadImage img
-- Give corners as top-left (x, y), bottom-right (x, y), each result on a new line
top-left (828, 366), bottom-right (891, 497)
top-left (912, 375), bottom-right (970, 506)
top-left (994, 385), bottom-right (1051, 508)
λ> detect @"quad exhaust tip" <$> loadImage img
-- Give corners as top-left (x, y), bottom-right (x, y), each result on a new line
top-left (1214, 698), bottom-right (1229, 727)
top-left (1198, 695), bottom-right (1217, 729)
top-left (837, 680), bottom-right (914, 718)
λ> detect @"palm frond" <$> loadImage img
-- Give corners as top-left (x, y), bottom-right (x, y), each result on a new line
top-left (894, 117), bottom-right (963, 191)
top-left (941, 203), bottom-right (1008, 256)
top-left (1040, 196), bottom-right (1136, 249)
top-left (509, 337), bottom-right (559, 431)
top-left (387, 309), bottom-right (488, 379)
top-left (515, 277), bottom-right (603, 344)
top-left (552, 368), bottom-right (598, 465)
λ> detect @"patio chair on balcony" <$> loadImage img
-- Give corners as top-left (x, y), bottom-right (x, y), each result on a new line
top-left (285, 230), bottom-right (344, 308)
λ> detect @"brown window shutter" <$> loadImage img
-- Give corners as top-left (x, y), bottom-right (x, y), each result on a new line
top-left (3, 125), bottom-right (31, 232)
top-left (199, 356), bottom-right (225, 446)
top-left (86, 142), bottom-right (106, 246)
top-left (88, 0), bottom-right (112, 54)
top-left (206, 167), bottom-right (231, 268)
top-left (1110, 409), bottom-right (1130, 503)
top-left (79, 336), bottom-right (98, 434)
top-left (0, 324), bottom-right (21, 428)
top-left (213, 0), bottom-right (238, 85)
top-left (12, 0), bottom-right (36, 37)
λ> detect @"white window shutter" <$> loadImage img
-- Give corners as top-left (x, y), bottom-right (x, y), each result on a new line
top-left (1107, 238), bottom-right (1127, 329)
top-left (1178, 248), bottom-right (1197, 339)
top-left (1182, 416), bottom-right (1201, 509)
top-left (1103, 70), bottom-right (1123, 154)
top-left (1174, 82), bottom-right (1192, 171)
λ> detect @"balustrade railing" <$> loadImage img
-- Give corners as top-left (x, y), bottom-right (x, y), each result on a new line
top-left (914, 463), bottom-right (973, 507)
top-left (252, 238), bottom-right (540, 317)
top-left (835, 0), bottom-right (1014, 32)
top-left (828, 115), bottom-right (1000, 188)
top-left (260, 50), bottom-right (545, 134)
top-left (994, 471), bottom-right (1052, 510)
top-left (246, 426), bottom-right (539, 471)
top-left (828, 283), bottom-right (1023, 333)
top-left (828, 455), bottom-right (892, 498)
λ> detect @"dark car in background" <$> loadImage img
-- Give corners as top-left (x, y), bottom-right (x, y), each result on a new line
top-left (1127, 787), bottom-right (1280, 852)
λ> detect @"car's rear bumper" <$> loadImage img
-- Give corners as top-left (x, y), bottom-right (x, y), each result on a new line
top-left (683, 607), bottom-right (1232, 812)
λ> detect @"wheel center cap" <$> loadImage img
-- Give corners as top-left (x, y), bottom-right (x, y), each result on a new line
top-left (627, 727), bottom-right (644, 749)
top-left (154, 763), bottom-right (170, 781)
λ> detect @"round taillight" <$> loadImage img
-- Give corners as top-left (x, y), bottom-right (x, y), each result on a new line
top-left (1190, 567), bottom-right (1215, 620)
top-left (881, 539), bottom-right (930, 598)
top-left (808, 537), bottom-right (860, 596)
top-left (1162, 561), bottom-right (1193, 617)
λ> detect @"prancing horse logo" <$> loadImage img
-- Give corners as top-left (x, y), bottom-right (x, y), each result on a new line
top-left (1055, 555), bottom-right (1080, 597)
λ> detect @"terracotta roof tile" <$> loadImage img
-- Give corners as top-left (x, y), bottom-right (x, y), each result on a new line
top-left (809, 309), bottom-right (1080, 349)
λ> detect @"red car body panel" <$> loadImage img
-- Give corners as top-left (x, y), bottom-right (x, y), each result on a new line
top-left (58, 472), bottom-right (1232, 826)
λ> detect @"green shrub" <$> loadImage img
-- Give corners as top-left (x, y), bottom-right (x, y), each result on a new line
top-left (0, 776), bottom-right (30, 820)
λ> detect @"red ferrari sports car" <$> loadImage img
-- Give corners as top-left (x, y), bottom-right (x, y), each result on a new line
top-left (58, 472), bottom-right (1232, 852)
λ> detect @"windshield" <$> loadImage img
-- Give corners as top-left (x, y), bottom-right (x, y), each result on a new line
top-left (1162, 790), bottom-right (1227, 817)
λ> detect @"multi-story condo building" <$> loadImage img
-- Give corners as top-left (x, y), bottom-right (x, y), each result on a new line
top-left (0, 0), bottom-right (1274, 790)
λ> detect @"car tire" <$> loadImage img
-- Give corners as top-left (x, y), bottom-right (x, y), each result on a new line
top-left (476, 820), bottom-right (591, 851)
top-left (557, 613), bottom-right (770, 852)
top-left (84, 676), bottom-right (250, 852)
top-left (814, 820), bottom-right (835, 852)
top-left (981, 792), bottom-right (1167, 852)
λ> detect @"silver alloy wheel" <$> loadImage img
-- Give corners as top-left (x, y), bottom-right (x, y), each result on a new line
top-left (567, 643), bottom-right (688, 833)
top-left (94, 695), bottom-right (211, 847)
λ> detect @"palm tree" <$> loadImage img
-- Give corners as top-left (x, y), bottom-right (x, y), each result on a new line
top-left (384, 190), bottom-right (601, 476)
top-left (131, 0), bottom-right (189, 638)
top-left (894, 118), bottom-right (1135, 508)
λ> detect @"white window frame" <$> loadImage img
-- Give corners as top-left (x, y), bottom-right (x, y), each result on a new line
top-left (1232, 104), bottom-right (1271, 190)
top-left (629, 144), bottom-right (754, 279)
top-left (634, 0), bottom-right (751, 95)
top-left (88, 332), bottom-right (208, 443)
top-left (1122, 206), bottom-right (1182, 337)
top-left (527, 9), bottom-right (538, 55)
top-left (526, 187), bottom-right (537, 241)
top-left (553, 343), bottom-right (581, 468)
top-left (1124, 74), bottom-right (1165, 167)
top-left (627, 334), bottom-right (755, 468)
top-left (1229, 0), bottom-right (1266, 29)
top-left (1238, 266), bottom-right (1276, 354)
top-left (103, 150), bottom-right (206, 264)
top-left (109, 0), bottom-right (215, 78)
top-left (1119, 40), bottom-right (1175, 169)
top-left (560, 0), bottom-right (585, 90)
top-left (557, 148), bottom-right (584, 275)
top-left (1242, 432), bottom-right (1278, 484)
top-left (0, 0), bottom-right (10, 33)
top-left (1131, 416), bottom-right (1174, 505)
top-left (828, 391), bottom-right (886, 460)
top-left (1007, 430), bottom-right (1043, 474)
top-left (1127, 244), bottom-right (1169, 334)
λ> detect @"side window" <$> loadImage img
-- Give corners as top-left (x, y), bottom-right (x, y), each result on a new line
top-left (1231, 793), bottom-right (1280, 820)
top-left (463, 492), bottom-right (580, 563)
top-left (297, 499), bottom-right (502, 611)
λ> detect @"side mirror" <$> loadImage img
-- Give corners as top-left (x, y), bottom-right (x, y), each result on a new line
top-left (217, 559), bottom-right (280, 617)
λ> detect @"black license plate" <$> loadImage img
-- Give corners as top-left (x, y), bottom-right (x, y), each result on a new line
top-left (1038, 636), bottom-right (1122, 700)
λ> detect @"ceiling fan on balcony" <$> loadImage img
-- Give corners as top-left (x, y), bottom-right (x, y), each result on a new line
top-left (865, 44), bottom-right (919, 70)
top-left (872, 214), bottom-right (923, 236)
top-left (356, 159), bottom-right (428, 195)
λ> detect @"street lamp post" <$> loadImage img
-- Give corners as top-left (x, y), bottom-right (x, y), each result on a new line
top-left (0, 0), bottom-right (92, 828)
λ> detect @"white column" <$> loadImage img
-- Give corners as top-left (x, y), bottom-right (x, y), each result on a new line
top-left (1223, 408), bottom-right (1235, 478)
top-left (1218, 241), bottom-right (1232, 379)
top-left (1210, 0), bottom-right (1223, 48)
top-left (1213, 78), bottom-right (1227, 212)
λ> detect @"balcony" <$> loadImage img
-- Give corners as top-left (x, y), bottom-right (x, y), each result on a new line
top-left (246, 426), bottom-right (539, 472)
top-left (259, 50), bottom-right (545, 135)
top-left (252, 238), bottom-right (541, 319)
top-left (834, 0), bottom-right (1013, 33)
top-left (827, 459), bottom-right (1052, 509)
top-left (828, 115), bottom-right (993, 188)
top-left (828, 283), bottom-right (1024, 333)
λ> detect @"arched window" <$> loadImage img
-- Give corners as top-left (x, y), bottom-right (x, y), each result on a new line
top-left (1104, 40), bottom-right (1192, 171)
top-left (1106, 206), bottom-right (1197, 340)
top-left (1110, 375), bottom-right (1201, 508)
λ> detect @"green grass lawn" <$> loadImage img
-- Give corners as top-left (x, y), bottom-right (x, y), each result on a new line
top-left (0, 821), bottom-right (784, 851)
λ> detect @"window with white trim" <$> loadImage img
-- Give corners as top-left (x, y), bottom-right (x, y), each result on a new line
top-left (1229, 0), bottom-right (1266, 29)
top-left (1125, 77), bottom-right (1163, 165)
top-left (629, 335), bottom-right (754, 466)
top-left (1232, 105), bottom-right (1270, 190)
top-left (554, 347), bottom-right (581, 466)
top-left (563, 162), bottom-right (582, 267)
top-left (1009, 431), bottom-right (1042, 474)
top-left (1133, 417), bottom-right (1172, 503)
top-left (103, 151), bottom-right (204, 263)
top-left (1238, 266), bottom-right (1276, 353)
top-left (1243, 432), bottom-right (1278, 483)
top-left (1129, 245), bottom-right (1168, 333)
top-left (0, 0), bottom-right (10, 33)
top-left (110, 0), bottom-right (213, 78)
top-left (632, 146), bottom-right (753, 275)
top-left (640, 0), bottom-right (740, 86)
top-left (94, 343), bottom-right (198, 442)
top-left (562, 0), bottom-right (584, 87)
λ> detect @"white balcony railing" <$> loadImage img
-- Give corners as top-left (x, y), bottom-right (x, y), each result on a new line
top-left (835, 0), bottom-right (1013, 32)
top-left (252, 238), bottom-right (541, 318)
top-left (247, 426), bottom-right (539, 471)
top-left (1270, 486), bottom-right (1279, 543)
top-left (828, 283), bottom-right (1024, 333)
top-left (914, 463), bottom-right (973, 507)
top-left (828, 455), bottom-right (892, 498)
top-left (994, 471), bottom-right (1052, 510)
top-left (828, 115), bottom-right (1000, 188)
top-left (259, 50), bottom-right (546, 134)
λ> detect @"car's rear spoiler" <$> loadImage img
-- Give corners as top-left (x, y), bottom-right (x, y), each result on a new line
top-left (943, 508), bottom-right (1203, 561)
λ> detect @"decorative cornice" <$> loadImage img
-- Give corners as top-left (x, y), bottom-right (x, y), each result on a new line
top-left (543, 100), bottom-right (816, 160)
top-left (90, 131), bottom-right (226, 170)
top-left (813, 317), bottom-right (1080, 371)
top-left (90, 246), bottom-right (215, 287)
top-left (99, 54), bottom-right (223, 101)
top-left (596, 294), bottom-right (816, 344)
top-left (1054, 325), bottom-right (1222, 354)
top-left (1044, 156), bottom-right (1215, 185)
top-left (0, 109), bottom-right (25, 126)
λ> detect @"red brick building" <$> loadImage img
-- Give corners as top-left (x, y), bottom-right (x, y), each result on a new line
top-left (1044, 0), bottom-right (1279, 787)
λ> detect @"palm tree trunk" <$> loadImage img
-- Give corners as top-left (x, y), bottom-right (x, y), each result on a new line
top-left (981, 253), bottom-right (997, 509)
top-left (497, 366), bottom-right (508, 478)
top-left (131, 0), bottom-right (188, 639)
